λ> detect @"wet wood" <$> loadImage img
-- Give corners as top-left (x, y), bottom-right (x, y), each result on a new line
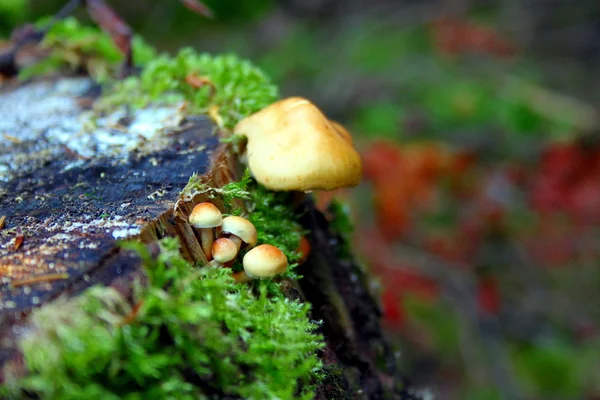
top-left (0, 76), bottom-right (222, 325)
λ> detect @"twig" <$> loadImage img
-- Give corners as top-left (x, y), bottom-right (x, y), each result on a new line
top-left (10, 273), bottom-right (70, 288)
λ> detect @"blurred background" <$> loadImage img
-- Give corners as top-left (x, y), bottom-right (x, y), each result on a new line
top-left (3, 0), bottom-right (600, 398)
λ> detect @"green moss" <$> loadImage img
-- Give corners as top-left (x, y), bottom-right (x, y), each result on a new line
top-left (19, 17), bottom-right (156, 82)
top-left (100, 47), bottom-right (279, 129)
top-left (3, 238), bottom-right (323, 400)
top-left (245, 182), bottom-right (304, 269)
top-left (18, 17), bottom-right (276, 129)
top-left (181, 168), bottom-right (252, 210)
top-left (314, 364), bottom-right (348, 399)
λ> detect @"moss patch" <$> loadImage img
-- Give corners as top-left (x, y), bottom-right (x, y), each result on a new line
top-left (19, 17), bottom-right (155, 82)
top-left (99, 47), bottom-right (278, 129)
top-left (19, 17), bottom-right (277, 130)
top-left (3, 238), bottom-right (323, 399)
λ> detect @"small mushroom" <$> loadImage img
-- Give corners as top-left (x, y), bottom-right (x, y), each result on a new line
top-left (242, 244), bottom-right (288, 279)
top-left (209, 237), bottom-right (238, 267)
top-left (189, 202), bottom-right (222, 259)
top-left (221, 215), bottom-right (257, 252)
top-left (233, 97), bottom-right (362, 192)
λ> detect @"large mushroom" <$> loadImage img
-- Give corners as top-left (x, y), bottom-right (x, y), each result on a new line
top-left (233, 97), bottom-right (362, 192)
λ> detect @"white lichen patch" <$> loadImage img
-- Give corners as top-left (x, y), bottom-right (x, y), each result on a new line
top-left (0, 77), bottom-right (187, 182)
top-left (45, 215), bottom-right (142, 236)
top-left (112, 227), bottom-right (141, 239)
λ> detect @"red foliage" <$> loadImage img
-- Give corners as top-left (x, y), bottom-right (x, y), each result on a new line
top-left (360, 138), bottom-right (600, 329)
top-left (363, 141), bottom-right (450, 240)
top-left (476, 277), bottom-right (501, 316)
top-left (529, 143), bottom-right (600, 222)
top-left (430, 16), bottom-right (516, 58)
top-left (381, 288), bottom-right (405, 327)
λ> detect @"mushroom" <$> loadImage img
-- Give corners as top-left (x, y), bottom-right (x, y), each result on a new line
top-left (189, 202), bottom-right (222, 260)
top-left (209, 237), bottom-right (238, 267)
top-left (330, 120), bottom-right (353, 145)
top-left (233, 97), bottom-right (362, 192)
top-left (241, 244), bottom-right (288, 279)
top-left (221, 215), bottom-right (257, 252)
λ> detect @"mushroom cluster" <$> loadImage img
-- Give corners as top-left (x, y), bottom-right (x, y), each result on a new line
top-left (189, 202), bottom-right (289, 282)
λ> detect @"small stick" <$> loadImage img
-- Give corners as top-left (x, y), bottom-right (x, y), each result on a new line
top-left (11, 273), bottom-right (70, 288)
top-left (13, 235), bottom-right (24, 250)
top-left (119, 300), bottom-right (143, 326)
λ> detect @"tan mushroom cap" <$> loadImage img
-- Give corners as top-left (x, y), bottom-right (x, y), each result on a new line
top-left (221, 216), bottom-right (257, 247)
top-left (189, 202), bottom-right (222, 228)
top-left (211, 238), bottom-right (238, 263)
top-left (242, 244), bottom-right (288, 278)
top-left (233, 97), bottom-right (363, 191)
top-left (330, 120), bottom-right (353, 145)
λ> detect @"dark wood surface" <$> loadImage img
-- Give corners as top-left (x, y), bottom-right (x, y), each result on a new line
top-left (0, 77), bottom-right (221, 324)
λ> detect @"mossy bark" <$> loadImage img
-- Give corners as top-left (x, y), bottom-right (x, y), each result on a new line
top-left (0, 77), bottom-right (413, 398)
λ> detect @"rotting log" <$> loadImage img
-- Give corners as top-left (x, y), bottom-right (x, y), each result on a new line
top-left (0, 76), bottom-right (416, 399)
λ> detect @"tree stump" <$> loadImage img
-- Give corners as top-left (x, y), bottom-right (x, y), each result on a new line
top-left (0, 76), bottom-right (415, 399)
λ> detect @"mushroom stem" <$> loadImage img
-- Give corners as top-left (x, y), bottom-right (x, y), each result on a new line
top-left (209, 259), bottom-right (222, 268)
top-left (200, 228), bottom-right (214, 260)
top-left (232, 271), bottom-right (253, 283)
top-left (228, 235), bottom-right (242, 252)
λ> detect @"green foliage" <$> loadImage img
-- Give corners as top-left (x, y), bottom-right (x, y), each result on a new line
top-left (403, 296), bottom-right (460, 359)
top-left (4, 238), bottom-right (323, 400)
top-left (0, 0), bottom-right (27, 36)
top-left (101, 47), bottom-right (279, 129)
top-left (353, 101), bottom-right (404, 139)
top-left (510, 339), bottom-right (598, 398)
top-left (19, 17), bottom-right (156, 82)
top-left (201, 0), bottom-right (274, 22)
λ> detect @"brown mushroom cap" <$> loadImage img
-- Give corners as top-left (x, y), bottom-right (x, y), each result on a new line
top-left (242, 244), bottom-right (288, 278)
top-left (211, 238), bottom-right (238, 263)
top-left (233, 97), bottom-right (362, 191)
top-left (189, 202), bottom-right (222, 228)
top-left (221, 216), bottom-right (257, 248)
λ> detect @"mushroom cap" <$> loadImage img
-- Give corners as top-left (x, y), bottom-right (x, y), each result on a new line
top-left (233, 97), bottom-right (362, 191)
top-left (221, 216), bottom-right (257, 247)
top-left (242, 244), bottom-right (288, 278)
top-left (330, 120), bottom-right (353, 145)
top-left (211, 238), bottom-right (238, 263)
top-left (189, 202), bottom-right (222, 228)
